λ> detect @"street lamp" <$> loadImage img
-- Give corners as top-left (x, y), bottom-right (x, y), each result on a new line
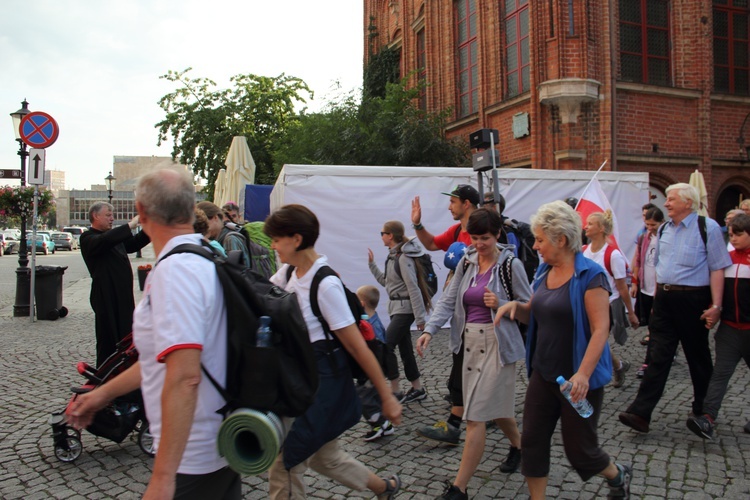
top-left (10, 99), bottom-right (31, 317)
top-left (105, 171), bottom-right (115, 203)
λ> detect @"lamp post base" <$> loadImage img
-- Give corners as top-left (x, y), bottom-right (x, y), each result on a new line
top-left (13, 267), bottom-right (31, 317)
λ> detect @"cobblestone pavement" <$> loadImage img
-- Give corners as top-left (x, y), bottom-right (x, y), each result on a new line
top-left (1, 253), bottom-right (750, 499)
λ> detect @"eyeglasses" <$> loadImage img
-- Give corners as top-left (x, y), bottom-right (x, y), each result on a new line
top-left (380, 232), bottom-right (390, 236)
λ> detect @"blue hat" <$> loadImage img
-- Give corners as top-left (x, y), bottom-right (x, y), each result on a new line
top-left (444, 241), bottom-right (468, 270)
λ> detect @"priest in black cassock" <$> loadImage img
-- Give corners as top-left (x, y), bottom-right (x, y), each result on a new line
top-left (80, 202), bottom-right (150, 366)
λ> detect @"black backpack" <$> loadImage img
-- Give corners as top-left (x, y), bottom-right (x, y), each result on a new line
top-left (287, 265), bottom-right (385, 382)
top-left (161, 242), bottom-right (318, 417)
top-left (501, 218), bottom-right (539, 283)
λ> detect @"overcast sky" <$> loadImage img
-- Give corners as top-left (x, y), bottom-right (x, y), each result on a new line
top-left (0, 0), bottom-right (364, 190)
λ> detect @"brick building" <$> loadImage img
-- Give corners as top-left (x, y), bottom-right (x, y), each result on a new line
top-left (364, 0), bottom-right (750, 218)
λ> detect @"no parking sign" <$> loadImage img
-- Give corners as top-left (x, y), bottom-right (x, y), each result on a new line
top-left (19, 111), bottom-right (59, 149)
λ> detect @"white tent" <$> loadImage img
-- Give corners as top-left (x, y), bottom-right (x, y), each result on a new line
top-left (272, 164), bottom-right (650, 323)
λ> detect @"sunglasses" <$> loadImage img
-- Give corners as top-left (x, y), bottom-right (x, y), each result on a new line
top-left (380, 232), bottom-right (391, 236)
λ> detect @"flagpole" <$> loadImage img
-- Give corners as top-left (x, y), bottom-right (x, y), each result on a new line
top-left (574, 159), bottom-right (608, 209)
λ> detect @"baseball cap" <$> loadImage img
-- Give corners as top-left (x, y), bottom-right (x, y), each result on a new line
top-left (441, 184), bottom-right (480, 206)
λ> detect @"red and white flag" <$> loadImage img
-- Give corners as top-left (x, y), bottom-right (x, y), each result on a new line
top-left (575, 177), bottom-right (622, 250)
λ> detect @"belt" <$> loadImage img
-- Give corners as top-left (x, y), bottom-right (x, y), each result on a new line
top-left (657, 284), bottom-right (709, 292)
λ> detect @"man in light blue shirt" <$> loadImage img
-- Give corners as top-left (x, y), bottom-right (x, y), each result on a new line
top-left (620, 183), bottom-right (731, 434)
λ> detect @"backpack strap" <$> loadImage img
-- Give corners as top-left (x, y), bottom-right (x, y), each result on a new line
top-left (309, 266), bottom-right (337, 338)
top-left (657, 215), bottom-right (708, 248)
top-left (155, 241), bottom-right (231, 408)
top-left (454, 224), bottom-right (461, 242)
top-left (497, 254), bottom-right (516, 301)
top-left (603, 245), bottom-right (615, 277)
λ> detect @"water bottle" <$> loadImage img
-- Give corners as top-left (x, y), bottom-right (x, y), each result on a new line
top-left (556, 376), bottom-right (594, 418)
top-left (361, 314), bottom-right (370, 322)
top-left (256, 316), bottom-right (272, 347)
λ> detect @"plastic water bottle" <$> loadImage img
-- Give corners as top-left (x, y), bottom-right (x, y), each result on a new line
top-left (256, 316), bottom-right (272, 347)
top-left (556, 376), bottom-right (594, 418)
top-left (361, 314), bottom-right (370, 322)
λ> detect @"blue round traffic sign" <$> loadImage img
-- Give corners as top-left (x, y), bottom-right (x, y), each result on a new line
top-left (19, 111), bottom-right (59, 148)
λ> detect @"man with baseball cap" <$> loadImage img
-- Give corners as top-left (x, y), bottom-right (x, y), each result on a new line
top-left (410, 184), bottom-right (479, 447)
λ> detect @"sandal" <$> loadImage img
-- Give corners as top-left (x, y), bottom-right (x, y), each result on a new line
top-left (640, 335), bottom-right (650, 346)
top-left (378, 474), bottom-right (401, 499)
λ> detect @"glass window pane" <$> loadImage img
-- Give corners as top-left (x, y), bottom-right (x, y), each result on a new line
top-left (457, 0), bottom-right (466, 19)
top-left (522, 65), bottom-right (530, 92)
top-left (471, 65), bottom-right (477, 86)
top-left (460, 71), bottom-right (469, 92)
top-left (506, 0), bottom-right (517, 17)
top-left (734, 40), bottom-right (749, 67)
top-left (458, 20), bottom-right (467, 43)
top-left (714, 10), bottom-right (728, 38)
top-left (734, 13), bottom-right (749, 39)
top-left (507, 71), bottom-right (519, 97)
top-left (714, 66), bottom-right (729, 92)
top-left (733, 0), bottom-right (748, 8)
top-left (470, 41), bottom-right (477, 65)
top-left (507, 46), bottom-right (518, 71)
top-left (621, 24), bottom-right (643, 53)
top-left (471, 90), bottom-right (478, 113)
top-left (621, 53), bottom-right (643, 82)
top-left (468, 0), bottom-right (476, 14)
top-left (469, 13), bottom-right (477, 38)
top-left (647, 0), bottom-right (669, 27)
top-left (714, 38), bottom-right (729, 65)
top-left (460, 94), bottom-right (470, 117)
top-left (520, 8), bottom-right (529, 37)
top-left (506, 18), bottom-right (517, 44)
top-left (459, 46), bottom-right (468, 69)
top-left (619, 0), bottom-right (641, 24)
top-left (521, 38), bottom-right (530, 65)
top-left (648, 58), bottom-right (669, 85)
top-left (648, 29), bottom-right (669, 57)
top-left (735, 69), bottom-right (749, 95)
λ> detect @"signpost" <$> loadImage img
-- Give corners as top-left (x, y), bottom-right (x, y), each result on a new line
top-left (18, 111), bottom-right (59, 322)
top-left (28, 149), bottom-right (46, 185)
top-left (19, 112), bottom-right (59, 149)
top-left (0, 169), bottom-right (22, 179)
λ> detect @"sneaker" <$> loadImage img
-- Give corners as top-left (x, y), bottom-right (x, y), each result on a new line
top-left (636, 364), bottom-right (647, 379)
top-left (416, 420), bottom-right (460, 446)
top-left (377, 474), bottom-right (401, 500)
top-left (437, 481), bottom-right (468, 500)
top-left (499, 446), bottom-right (521, 473)
top-left (686, 414), bottom-right (714, 440)
top-left (612, 360), bottom-right (631, 388)
top-left (364, 420), bottom-right (395, 442)
top-left (393, 391), bottom-right (404, 402)
top-left (401, 387), bottom-right (427, 404)
top-left (607, 463), bottom-right (632, 499)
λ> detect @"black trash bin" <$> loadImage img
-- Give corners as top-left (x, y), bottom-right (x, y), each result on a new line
top-left (35, 265), bottom-right (69, 321)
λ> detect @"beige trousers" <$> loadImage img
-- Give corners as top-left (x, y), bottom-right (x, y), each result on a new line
top-left (268, 438), bottom-right (370, 499)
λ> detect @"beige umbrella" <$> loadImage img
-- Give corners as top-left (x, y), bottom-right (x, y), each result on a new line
top-left (689, 169), bottom-right (709, 216)
top-left (214, 168), bottom-right (227, 205)
top-left (221, 136), bottom-right (256, 214)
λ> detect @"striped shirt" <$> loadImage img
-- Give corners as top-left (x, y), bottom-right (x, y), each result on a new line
top-left (655, 211), bottom-right (731, 286)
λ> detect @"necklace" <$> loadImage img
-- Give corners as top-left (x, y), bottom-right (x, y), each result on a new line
top-left (472, 265), bottom-right (493, 287)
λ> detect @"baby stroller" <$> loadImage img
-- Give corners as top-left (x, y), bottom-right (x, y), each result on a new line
top-left (49, 333), bottom-right (155, 462)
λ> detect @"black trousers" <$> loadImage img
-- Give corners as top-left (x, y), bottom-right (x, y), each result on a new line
top-left (384, 313), bottom-right (421, 382)
top-left (175, 466), bottom-right (241, 499)
top-left (627, 287), bottom-right (713, 420)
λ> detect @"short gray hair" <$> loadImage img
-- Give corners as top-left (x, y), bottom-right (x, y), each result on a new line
top-left (88, 202), bottom-right (113, 223)
top-left (530, 200), bottom-right (582, 253)
top-left (136, 169), bottom-right (195, 226)
top-left (666, 183), bottom-right (700, 212)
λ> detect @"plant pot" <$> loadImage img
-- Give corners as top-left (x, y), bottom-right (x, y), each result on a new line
top-left (137, 269), bottom-right (151, 291)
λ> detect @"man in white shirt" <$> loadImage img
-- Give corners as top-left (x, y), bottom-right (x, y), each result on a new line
top-left (68, 169), bottom-right (238, 499)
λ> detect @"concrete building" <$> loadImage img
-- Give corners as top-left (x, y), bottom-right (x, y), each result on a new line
top-left (44, 170), bottom-right (65, 193)
top-left (56, 156), bottom-right (202, 228)
top-left (363, 0), bottom-right (750, 218)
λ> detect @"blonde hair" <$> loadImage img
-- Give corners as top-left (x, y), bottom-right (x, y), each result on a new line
top-left (740, 199), bottom-right (750, 211)
top-left (588, 210), bottom-right (614, 236)
top-left (356, 285), bottom-right (380, 310)
top-left (665, 183), bottom-right (700, 212)
top-left (530, 200), bottom-right (583, 253)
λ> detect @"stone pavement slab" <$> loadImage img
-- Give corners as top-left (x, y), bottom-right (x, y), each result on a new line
top-left (1, 256), bottom-right (750, 498)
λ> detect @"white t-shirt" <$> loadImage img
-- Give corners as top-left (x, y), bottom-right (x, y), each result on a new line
top-left (642, 235), bottom-right (658, 296)
top-left (270, 256), bottom-right (355, 343)
top-left (133, 234), bottom-right (228, 475)
top-left (583, 243), bottom-right (627, 303)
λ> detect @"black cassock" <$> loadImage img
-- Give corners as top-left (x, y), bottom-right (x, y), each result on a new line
top-left (80, 225), bottom-right (150, 367)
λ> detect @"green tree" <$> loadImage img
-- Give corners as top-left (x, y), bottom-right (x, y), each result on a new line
top-left (274, 80), bottom-right (468, 170)
top-left (155, 68), bottom-right (312, 199)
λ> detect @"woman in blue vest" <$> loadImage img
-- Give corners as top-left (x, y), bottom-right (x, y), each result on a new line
top-left (494, 201), bottom-right (631, 500)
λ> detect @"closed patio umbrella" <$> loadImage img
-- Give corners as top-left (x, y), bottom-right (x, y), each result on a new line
top-left (689, 169), bottom-right (708, 216)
